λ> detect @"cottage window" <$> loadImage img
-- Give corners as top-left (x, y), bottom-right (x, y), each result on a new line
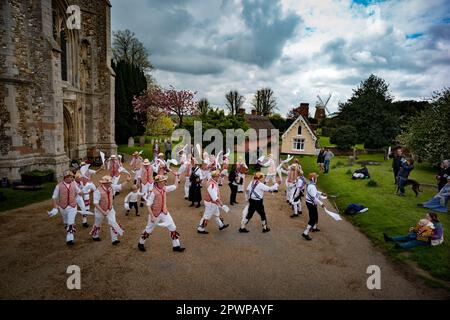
top-left (297, 125), bottom-right (302, 135)
top-left (293, 138), bottom-right (305, 151)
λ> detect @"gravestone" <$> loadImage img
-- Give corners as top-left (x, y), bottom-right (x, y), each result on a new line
top-left (139, 136), bottom-right (145, 147)
top-left (128, 137), bottom-right (135, 147)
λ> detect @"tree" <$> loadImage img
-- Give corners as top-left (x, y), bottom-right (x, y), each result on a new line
top-left (286, 106), bottom-right (304, 121)
top-left (330, 125), bottom-right (358, 149)
top-left (252, 88), bottom-right (277, 116)
top-left (133, 86), bottom-right (197, 127)
top-left (112, 29), bottom-right (153, 72)
top-left (397, 88), bottom-right (450, 165)
top-left (269, 113), bottom-right (290, 134)
top-left (112, 60), bottom-right (147, 144)
top-left (197, 98), bottom-right (211, 116)
top-left (146, 115), bottom-right (174, 136)
top-left (335, 74), bottom-right (396, 149)
top-left (225, 90), bottom-right (245, 115)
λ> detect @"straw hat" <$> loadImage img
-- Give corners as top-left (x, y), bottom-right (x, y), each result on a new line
top-left (132, 151), bottom-right (139, 156)
top-left (211, 170), bottom-right (221, 178)
top-left (254, 172), bottom-right (265, 180)
top-left (63, 170), bottom-right (74, 178)
top-left (158, 153), bottom-right (164, 158)
top-left (110, 155), bottom-right (117, 160)
top-left (143, 159), bottom-right (151, 166)
top-left (99, 175), bottom-right (113, 184)
top-left (154, 175), bottom-right (168, 183)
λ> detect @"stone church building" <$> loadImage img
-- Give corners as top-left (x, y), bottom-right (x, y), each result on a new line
top-left (0, 0), bottom-right (116, 181)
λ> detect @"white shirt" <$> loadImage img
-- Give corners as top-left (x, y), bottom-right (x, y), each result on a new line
top-left (52, 182), bottom-right (81, 199)
top-left (200, 169), bottom-right (211, 181)
top-left (136, 165), bottom-right (157, 180)
top-left (93, 184), bottom-right (122, 205)
top-left (124, 191), bottom-right (145, 203)
top-left (206, 181), bottom-right (219, 202)
top-left (306, 183), bottom-right (323, 206)
top-left (77, 181), bottom-right (96, 199)
top-left (145, 185), bottom-right (177, 206)
top-left (246, 180), bottom-right (278, 200)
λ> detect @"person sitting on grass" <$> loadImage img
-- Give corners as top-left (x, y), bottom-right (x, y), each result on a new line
top-left (428, 212), bottom-right (444, 246)
top-left (418, 176), bottom-right (450, 213)
top-left (383, 215), bottom-right (435, 249)
top-left (352, 165), bottom-right (370, 179)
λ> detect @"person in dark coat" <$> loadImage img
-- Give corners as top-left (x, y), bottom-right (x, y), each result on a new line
top-left (228, 165), bottom-right (239, 205)
top-left (188, 162), bottom-right (202, 208)
top-left (317, 148), bottom-right (325, 173)
top-left (392, 148), bottom-right (404, 184)
top-left (436, 160), bottom-right (450, 191)
top-left (397, 158), bottom-right (414, 196)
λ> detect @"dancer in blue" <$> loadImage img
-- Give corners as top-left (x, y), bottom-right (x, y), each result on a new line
top-left (419, 176), bottom-right (450, 213)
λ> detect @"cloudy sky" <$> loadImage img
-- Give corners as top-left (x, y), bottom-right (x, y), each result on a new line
top-left (110, 0), bottom-right (450, 116)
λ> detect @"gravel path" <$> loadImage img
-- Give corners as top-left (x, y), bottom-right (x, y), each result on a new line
top-left (0, 168), bottom-right (447, 299)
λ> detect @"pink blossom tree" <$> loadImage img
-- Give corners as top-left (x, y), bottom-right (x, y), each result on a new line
top-left (133, 86), bottom-right (197, 127)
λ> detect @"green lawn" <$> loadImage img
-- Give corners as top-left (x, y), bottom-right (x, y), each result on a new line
top-left (285, 153), bottom-right (450, 282)
top-left (0, 182), bottom-right (55, 212)
top-left (318, 136), bottom-right (365, 150)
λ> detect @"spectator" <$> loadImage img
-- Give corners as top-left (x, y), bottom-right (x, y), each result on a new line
top-left (428, 212), bottom-right (444, 246)
top-left (419, 176), bottom-right (450, 213)
top-left (317, 148), bottom-right (325, 173)
top-left (323, 148), bottom-right (334, 174)
top-left (228, 165), bottom-right (239, 205)
top-left (397, 158), bottom-right (414, 196)
top-left (436, 160), bottom-right (450, 191)
top-left (153, 140), bottom-right (160, 161)
top-left (383, 216), bottom-right (434, 249)
top-left (164, 139), bottom-right (172, 160)
top-left (352, 165), bottom-right (370, 179)
top-left (392, 148), bottom-right (404, 185)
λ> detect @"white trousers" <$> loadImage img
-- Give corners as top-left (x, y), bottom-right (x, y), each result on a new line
top-left (238, 174), bottom-right (245, 192)
top-left (139, 212), bottom-right (180, 247)
top-left (59, 206), bottom-right (77, 242)
top-left (184, 178), bottom-right (191, 198)
top-left (76, 195), bottom-right (88, 224)
top-left (198, 202), bottom-right (224, 231)
top-left (286, 182), bottom-right (295, 202)
top-left (265, 174), bottom-right (277, 188)
top-left (91, 208), bottom-right (121, 242)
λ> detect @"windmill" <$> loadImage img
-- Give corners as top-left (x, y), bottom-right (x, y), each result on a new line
top-left (314, 93), bottom-right (332, 121)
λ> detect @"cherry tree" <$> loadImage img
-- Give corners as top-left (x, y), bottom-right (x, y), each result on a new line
top-left (133, 86), bottom-right (197, 126)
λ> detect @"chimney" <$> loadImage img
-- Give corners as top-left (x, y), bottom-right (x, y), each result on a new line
top-left (251, 109), bottom-right (257, 116)
top-left (238, 107), bottom-right (246, 116)
top-left (299, 103), bottom-right (309, 118)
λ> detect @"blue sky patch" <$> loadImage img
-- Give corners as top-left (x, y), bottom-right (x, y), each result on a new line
top-left (406, 32), bottom-right (424, 39)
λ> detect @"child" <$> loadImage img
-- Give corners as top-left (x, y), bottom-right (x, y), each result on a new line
top-left (124, 185), bottom-right (144, 216)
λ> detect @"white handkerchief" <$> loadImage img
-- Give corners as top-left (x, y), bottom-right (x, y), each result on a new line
top-left (320, 195), bottom-right (327, 200)
top-left (100, 151), bottom-right (105, 165)
top-left (222, 205), bottom-right (230, 213)
top-left (47, 208), bottom-right (59, 217)
top-left (324, 208), bottom-right (342, 221)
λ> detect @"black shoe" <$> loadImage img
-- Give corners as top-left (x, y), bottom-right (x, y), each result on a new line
top-left (92, 237), bottom-right (101, 242)
top-left (273, 190), bottom-right (278, 193)
top-left (195, 203), bottom-right (201, 208)
top-left (197, 230), bottom-right (209, 234)
top-left (173, 246), bottom-right (185, 252)
top-left (383, 233), bottom-right (393, 242)
top-left (136, 213), bottom-right (140, 217)
top-left (262, 228), bottom-right (271, 233)
top-left (312, 228), bottom-right (321, 232)
top-left (82, 222), bottom-right (89, 228)
top-left (290, 214), bottom-right (299, 218)
top-left (112, 240), bottom-right (120, 245)
top-left (302, 233), bottom-right (312, 240)
top-left (66, 240), bottom-right (74, 246)
top-left (138, 243), bottom-right (146, 252)
top-left (184, 197), bottom-right (188, 200)
top-left (140, 203), bottom-right (144, 207)
top-left (239, 228), bottom-right (249, 233)
top-left (230, 203), bottom-right (234, 206)
top-left (417, 203), bottom-right (424, 207)
top-left (189, 203), bottom-right (195, 207)
top-left (126, 211), bottom-right (129, 216)
top-left (219, 224), bottom-right (229, 231)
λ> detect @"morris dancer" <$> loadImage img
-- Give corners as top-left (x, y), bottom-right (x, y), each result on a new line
top-left (49, 171), bottom-right (83, 245)
top-left (74, 173), bottom-right (96, 228)
top-left (219, 151), bottom-right (230, 187)
top-left (291, 170), bottom-right (306, 218)
top-left (197, 170), bottom-right (229, 234)
top-left (136, 159), bottom-right (155, 207)
top-left (262, 154), bottom-right (278, 191)
top-left (236, 157), bottom-right (248, 193)
top-left (239, 172), bottom-right (278, 233)
top-left (91, 174), bottom-right (131, 245)
top-left (286, 160), bottom-right (301, 204)
top-left (155, 153), bottom-right (173, 176)
top-left (106, 155), bottom-right (122, 188)
top-left (301, 173), bottom-right (326, 241)
top-left (180, 153), bottom-right (192, 200)
top-left (130, 151), bottom-right (143, 184)
top-left (137, 174), bottom-right (185, 252)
